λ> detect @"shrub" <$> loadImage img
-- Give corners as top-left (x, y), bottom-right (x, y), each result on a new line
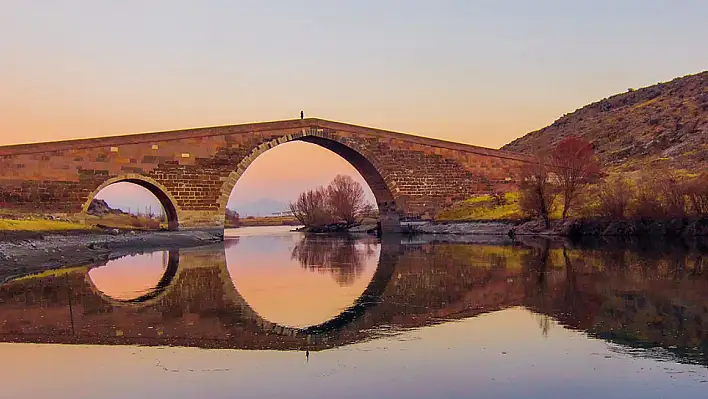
top-left (632, 174), bottom-right (667, 219)
top-left (289, 186), bottom-right (334, 228)
top-left (655, 175), bottom-right (688, 218)
top-left (289, 175), bottom-right (374, 228)
top-left (685, 173), bottom-right (708, 216)
top-left (597, 177), bottom-right (632, 218)
top-left (225, 209), bottom-right (240, 227)
top-left (327, 175), bottom-right (368, 225)
top-left (491, 191), bottom-right (506, 206)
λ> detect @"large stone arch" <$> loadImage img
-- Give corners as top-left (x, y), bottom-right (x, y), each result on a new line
top-left (217, 127), bottom-right (403, 233)
top-left (81, 174), bottom-right (181, 230)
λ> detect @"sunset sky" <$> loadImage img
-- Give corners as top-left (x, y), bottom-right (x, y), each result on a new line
top-left (2, 1), bottom-right (707, 213)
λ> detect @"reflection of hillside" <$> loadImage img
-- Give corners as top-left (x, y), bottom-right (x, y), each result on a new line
top-left (522, 242), bottom-right (708, 366)
top-left (291, 236), bottom-right (378, 286)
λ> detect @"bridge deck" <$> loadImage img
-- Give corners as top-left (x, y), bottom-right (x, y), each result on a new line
top-left (0, 118), bottom-right (531, 162)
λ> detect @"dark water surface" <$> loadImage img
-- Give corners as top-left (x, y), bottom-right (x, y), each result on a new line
top-left (2, 226), bottom-right (708, 398)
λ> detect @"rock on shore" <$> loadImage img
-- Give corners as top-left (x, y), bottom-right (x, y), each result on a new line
top-left (398, 217), bottom-right (708, 237)
top-left (510, 217), bottom-right (708, 237)
top-left (403, 221), bottom-right (517, 235)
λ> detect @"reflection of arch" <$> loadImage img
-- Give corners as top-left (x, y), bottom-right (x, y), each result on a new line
top-left (79, 238), bottom-right (402, 339)
top-left (81, 174), bottom-right (180, 230)
top-left (222, 237), bottom-right (402, 338)
top-left (217, 128), bottom-right (402, 233)
top-left (85, 250), bottom-right (180, 305)
top-left (301, 256), bottom-right (396, 335)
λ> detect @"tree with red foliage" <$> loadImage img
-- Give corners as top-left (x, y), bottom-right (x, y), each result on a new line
top-left (550, 136), bottom-right (601, 219)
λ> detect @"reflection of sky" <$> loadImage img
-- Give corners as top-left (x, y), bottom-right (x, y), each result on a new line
top-left (88, 251), bottom-right (168, 300)
top-left (3, 308), bottom-right (708, 399)
top-left (225, 233), bottom-right (379, 328)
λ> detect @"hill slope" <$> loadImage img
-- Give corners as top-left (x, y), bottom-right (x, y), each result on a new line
top-left (502, 71), bottom-right (708, 172)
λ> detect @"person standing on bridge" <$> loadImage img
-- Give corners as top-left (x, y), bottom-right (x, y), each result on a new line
top-left (300, 110), bottom-right (304, 119)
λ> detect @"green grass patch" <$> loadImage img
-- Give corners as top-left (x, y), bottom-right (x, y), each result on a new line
top-left (13, 266), bottom-right (89, 281)
top-left (436, 192), bottom-right (523, 221)
top-left (0, 218), bottom-right (90, 231)
top-left (630, 96), bottom-right (662, 111)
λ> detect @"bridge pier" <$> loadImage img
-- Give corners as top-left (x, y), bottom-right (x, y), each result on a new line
top-left (378, 204), bottom-right (402, 234)
top-left (177, 210), bottom-right (225, 231)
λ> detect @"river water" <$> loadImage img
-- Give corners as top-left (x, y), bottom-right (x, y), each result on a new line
top-left (1, 226), bottom-right (708, 398)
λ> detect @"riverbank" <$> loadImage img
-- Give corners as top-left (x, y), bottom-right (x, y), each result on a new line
top-left (0, 229), bottom-right (224, 281)
top-left (402, 217), bottom-right (708, 237)
top-left (4, 215), bottom-right (707, 282)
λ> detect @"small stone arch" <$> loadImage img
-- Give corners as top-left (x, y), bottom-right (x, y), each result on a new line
top-left (81, 174), bottom-right (181, 230)
top-left (216, 127), bottom-right (402, 233)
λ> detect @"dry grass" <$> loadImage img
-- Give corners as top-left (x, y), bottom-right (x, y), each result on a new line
top-left (84, 214), bottom-right (166, 230)
top-left (236, 215), bottom-right (301, 227)
top-left (436, 192), bottom-right (524, 221)
top-left (13, 266), bottom-right (89, 281)
top-left (436, 192), bottom-right (567, 221)
top-left (0, 218), bottom-right (90, 231)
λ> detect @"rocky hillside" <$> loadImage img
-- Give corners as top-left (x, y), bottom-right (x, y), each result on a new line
top-left (87, 199), bottom-right (127, 216)
top-left (503, 71), bottom-right (708, 172)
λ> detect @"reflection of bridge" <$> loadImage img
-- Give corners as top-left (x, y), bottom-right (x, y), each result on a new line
top-left (0, 119), bottom-right (532, 232)
top-left (1, 240), bottom-right (708, 362)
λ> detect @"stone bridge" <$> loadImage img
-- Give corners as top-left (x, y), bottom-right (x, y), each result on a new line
top-left (0, 119), bottom-right (531, 232)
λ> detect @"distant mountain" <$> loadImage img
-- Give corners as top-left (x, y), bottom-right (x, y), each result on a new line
top-left (502, 71), bottom-right (708, 172)
top-left (230, 198), bottom-right (290, 217)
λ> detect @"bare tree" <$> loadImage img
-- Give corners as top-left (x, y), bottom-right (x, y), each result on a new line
top-left (633, 173), bottom-right (666, 219)
top-left (686, 173), bottom-right (708, 216)
top-left (289, 186), bottom-right (333, 227)
top-left (327, 174), bottom-right (368, 225)
top-left (656, 173), bottom-right (688, 218)
top-left (291, 236), bottom-right (373, 286)
top-left (550, 136), bottom-right (600, 219)
top-left (225, 209), bottom-right (240, 227)
top-left (597, 177), bottom-right (632, 218)
top-left (519, 145), bottom-right (557, 228)
top-left (289, 175), bottom-right (374, 229)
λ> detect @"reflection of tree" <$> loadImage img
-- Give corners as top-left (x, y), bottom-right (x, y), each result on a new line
top-left (291, 236), bottom-right (377, 286)
top-left (535, 313), bottom-right (551, 338)
top-left (521, 239), bottom-right (552, 337)
top-left (522, 239), bottom-right (550, 296)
